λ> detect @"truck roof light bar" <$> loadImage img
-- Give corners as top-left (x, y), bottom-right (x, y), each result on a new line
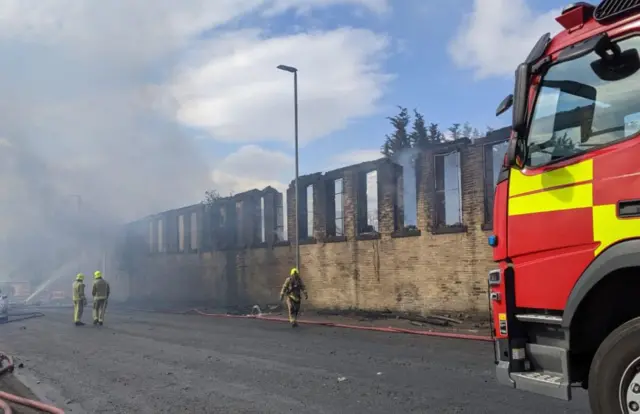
top-left (557, 2), bottom-right (596, 31)
top-left (594, 0), bottom-right (640, 22)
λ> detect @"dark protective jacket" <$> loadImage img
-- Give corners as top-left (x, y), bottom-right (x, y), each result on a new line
top-left (92, 279), bottom-right (110, 300)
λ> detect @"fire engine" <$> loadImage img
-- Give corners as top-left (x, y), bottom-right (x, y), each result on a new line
top-left (490, 1), bottom-right (640, 413)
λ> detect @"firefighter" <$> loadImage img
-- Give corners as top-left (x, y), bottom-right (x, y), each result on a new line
top-left (72, 273), bottom-right (87, 326)
top-left (91, 270), bottom-right (110, 326)
top-left (279, 267), bottom-right (308, 327)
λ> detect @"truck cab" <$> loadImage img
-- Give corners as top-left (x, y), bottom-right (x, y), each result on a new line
top-left (489, 1), bottom-right (640, 413)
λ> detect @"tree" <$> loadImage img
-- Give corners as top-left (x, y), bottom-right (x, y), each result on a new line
top-left (203, 189), bottom-right (223, 211)
top-left (471, 128), bottom-right (482, 140)
top-left (381, 106), bottom-right (412, 157)
top-left (485, 126), bottom-right (495, 135)
top-left (448, 123), bottom-right (461, 141)
top-left (462, 121), bottom-right (473, 139)
top-left (409, 109), bottom-right (429, 149)
top-left (427, 123), bottom-right (444, 144)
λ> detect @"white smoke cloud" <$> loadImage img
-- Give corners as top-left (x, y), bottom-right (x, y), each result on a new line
top-left (0, 0), bottom-right (392, 281)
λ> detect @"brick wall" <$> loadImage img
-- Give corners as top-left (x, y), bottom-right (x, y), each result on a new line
top-left (117, 129), bottom-right (510, 314)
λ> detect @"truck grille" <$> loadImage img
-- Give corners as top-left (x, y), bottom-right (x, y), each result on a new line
top-left (594, 0), bottom-right (640, 22)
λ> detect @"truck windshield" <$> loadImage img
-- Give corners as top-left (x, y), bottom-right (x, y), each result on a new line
top-left (526, 36), bottom-right (640, 168)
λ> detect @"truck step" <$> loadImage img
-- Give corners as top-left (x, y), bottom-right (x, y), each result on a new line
top-left (515, 314), bottom-right (562, 324)
top-left (511, 370), bottom-right (570, 400)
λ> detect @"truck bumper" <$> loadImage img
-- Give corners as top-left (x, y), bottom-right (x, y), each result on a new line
top-left (495, 338), bottom-right (515, 387)
top-left (496, 361), bottom-right (514, 386)
top-left (494, 339), bottom-right (571, 401)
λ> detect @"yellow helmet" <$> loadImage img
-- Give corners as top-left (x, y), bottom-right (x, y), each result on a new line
top-left (290, 268), bottom-right (299, 276)
top-left (76, 273), bottom-right (85, 281)
top-left (94, 270), bottom-right (102, 279)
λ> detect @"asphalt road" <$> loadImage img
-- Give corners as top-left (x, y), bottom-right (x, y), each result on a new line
top-left (0, 308), bottom-right (590, 414)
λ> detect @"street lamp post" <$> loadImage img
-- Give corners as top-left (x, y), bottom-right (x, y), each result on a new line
top-left (276, 64), bottom-right (300, 271)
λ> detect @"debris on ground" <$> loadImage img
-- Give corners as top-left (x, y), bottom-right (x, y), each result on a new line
top-left (427, 315), bottom-right (463, 325)
top-left (337, 376), bottom-right (347, 383)
top-left (312, 308), bottom-right (481, 327)
top-left (304, 308), bottom-right (492, 334)
top-left (402, 315), bottom-right (450, 327)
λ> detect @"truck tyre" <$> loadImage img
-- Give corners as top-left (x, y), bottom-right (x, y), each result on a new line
top-left (589, 316), bottom-right (640, 414)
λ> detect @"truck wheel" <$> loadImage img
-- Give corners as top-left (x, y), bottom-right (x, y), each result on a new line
top-left (589, 317), bottom-right (640, 413)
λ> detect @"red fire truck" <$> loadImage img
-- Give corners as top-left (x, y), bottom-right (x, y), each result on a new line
top-left (490, 1), bottom-right (640, 413)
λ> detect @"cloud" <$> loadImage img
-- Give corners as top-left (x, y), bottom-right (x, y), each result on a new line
top-left (0, 1), bottom-right (268, 222)
top-left (0, 0), bottom-right (391, 218)
top-left (0, 0), bottom-right (390, 280)
top-left (171, 28), bottom-right (393, 144)
top-left (448, 0), bottom-right (562, 79)
top-left (329, 149), bottom-right (382, 170)
top-left (211, 145), bottom-right (292, 195)
top-left (265, 0), bottom-right (390, 16)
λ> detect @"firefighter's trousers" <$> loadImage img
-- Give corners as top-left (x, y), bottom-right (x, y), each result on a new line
top-left (73, 300), bottom-right (84, 323)
top-left (93, 298), bottom-right (108, 323)
top-left (286, 296), bottom-right (301, 324)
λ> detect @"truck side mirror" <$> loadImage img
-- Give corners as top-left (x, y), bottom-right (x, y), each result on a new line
top-left (512, 63), bottom-right (530, 136)
top-left (496, 94), bottom-right (514, 117)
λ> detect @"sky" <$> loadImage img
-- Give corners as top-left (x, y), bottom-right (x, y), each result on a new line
top-left (0, 0), bottom-right (573, 226)
top-left (192, 0), bottom-right (565, 198)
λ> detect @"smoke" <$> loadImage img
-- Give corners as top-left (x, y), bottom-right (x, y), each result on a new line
top-left (0, 2), bottom-right (218, 283)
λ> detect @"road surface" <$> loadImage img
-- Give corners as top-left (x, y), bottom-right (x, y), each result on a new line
top-left (0, 308), bottom-right (590, 413)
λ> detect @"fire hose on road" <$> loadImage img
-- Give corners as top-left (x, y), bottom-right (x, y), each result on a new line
top-left (193, 308), bottom-right (493, 342)
top-left (120, 305), bottom-right (493, 341)
top-left (0, 353), bottom-right (65, 414)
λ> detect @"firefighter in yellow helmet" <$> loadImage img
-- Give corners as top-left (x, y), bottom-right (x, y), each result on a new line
top-left (72, 273), bottom-right (87, 326)
top-left (279, 267), bottom-right (308, 327)
top-left (91, 270), bottom-right (110, 326)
